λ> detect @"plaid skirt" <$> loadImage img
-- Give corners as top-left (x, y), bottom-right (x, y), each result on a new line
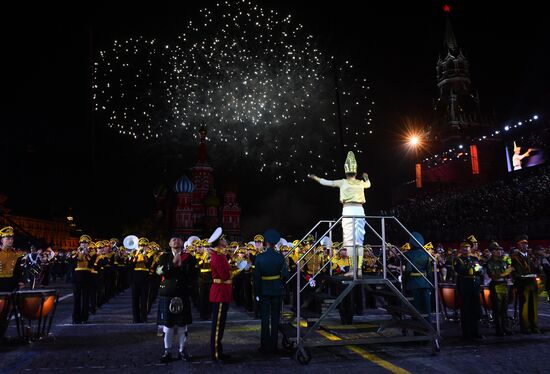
top-left (157, 295), bottom-right (192, 327)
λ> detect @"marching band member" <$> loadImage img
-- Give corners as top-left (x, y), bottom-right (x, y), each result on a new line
top-left (254, 229), bottom-right (289, 353)
top-left (72, 235), bottom-right (92, 324)
top-left (208, 228), bottom-right (232, 364)
top-left (131, 237), bottom-right (151, 323)
top-left (0, 226), bottom-right (25, 337)
top-left (157, 235), bottom-right (198, 363)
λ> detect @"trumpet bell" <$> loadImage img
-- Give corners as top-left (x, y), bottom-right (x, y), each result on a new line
top-left (123, 235), bottom-right (139, 250)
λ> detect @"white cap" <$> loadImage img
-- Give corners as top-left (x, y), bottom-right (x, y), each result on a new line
top-left (208, 227), bottom-right (223, 245)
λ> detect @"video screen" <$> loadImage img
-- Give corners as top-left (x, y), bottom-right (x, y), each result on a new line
top-left (505, 135), bottom-right (546, 172)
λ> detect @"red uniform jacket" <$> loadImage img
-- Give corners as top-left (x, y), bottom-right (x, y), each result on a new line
top-left (209, 249), bottom-right (233, 303)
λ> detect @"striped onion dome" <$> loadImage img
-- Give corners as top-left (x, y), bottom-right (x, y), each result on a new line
top-left (174, 175), bottom-right (195, 193)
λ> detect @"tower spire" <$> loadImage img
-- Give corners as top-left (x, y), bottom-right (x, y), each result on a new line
top-left (443, 5), bottom-right (458, 54)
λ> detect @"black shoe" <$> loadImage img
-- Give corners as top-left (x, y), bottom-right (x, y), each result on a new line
top-left (177, 350), bottom-right (192, 362)
top-left (160, 352), bottom-right (172, 363)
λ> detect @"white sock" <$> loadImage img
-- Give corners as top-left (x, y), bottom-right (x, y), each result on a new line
top-left (178, 325), bottom-right (188, 352)
top-left (163, 326), bottom-right (174, 351)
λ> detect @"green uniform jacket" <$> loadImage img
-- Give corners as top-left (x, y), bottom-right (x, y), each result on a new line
top-left (254, 247), bottom-right (289, 296)
top-left (403, 248), bottom-right (432, 290)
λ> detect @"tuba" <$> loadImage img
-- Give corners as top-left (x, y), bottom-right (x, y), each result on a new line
top-left (123, 235), bottom-right (139, 250)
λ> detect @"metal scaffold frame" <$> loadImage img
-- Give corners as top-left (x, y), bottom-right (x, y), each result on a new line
top-left (281, 215), bottom-right (441, 364)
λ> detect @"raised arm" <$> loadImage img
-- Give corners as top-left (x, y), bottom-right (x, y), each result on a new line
top-left (362, 172), bottom-right (371, 188)
top-left (307, 174), bottom-right (341, 187)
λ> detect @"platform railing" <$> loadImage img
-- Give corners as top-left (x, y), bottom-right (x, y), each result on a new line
top-left (291, 215), bottom-right (441, 345)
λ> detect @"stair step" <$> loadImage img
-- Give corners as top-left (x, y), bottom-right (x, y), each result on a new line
top-left (396, 319), bottom-right (434, 335)
top-left (385, 304), bottom-right (419, 317)
top-left (299, 310), bottom-right (322, 321)
top-left (370, 289), bottom-right (400, 299)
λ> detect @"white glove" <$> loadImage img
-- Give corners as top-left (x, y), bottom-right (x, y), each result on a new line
top-left (474, 263), bottom-right (482, 272)
top-left (156, 265), bottom-right (164, 275)
top-left (256, 296), bottom-right (260, 301)
top-left (308, 278), bottom-right (316, 287)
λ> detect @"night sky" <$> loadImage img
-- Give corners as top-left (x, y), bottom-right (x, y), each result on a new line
top-left (3, 1), bottom-right (549, 240)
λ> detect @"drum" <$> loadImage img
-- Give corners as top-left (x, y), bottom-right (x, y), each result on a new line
top-left (16, 290), bottom-right (57, 319)
top-left (440, 283), bottom-right (461, 309)
top-left (479, 285), bottom-right (492, 310)
top-left (0, 292), bottom-right (11, 318)
top-left (14, 289), bottom-right (59, 341)
top-left (0, 292), bottom-right (13, 338)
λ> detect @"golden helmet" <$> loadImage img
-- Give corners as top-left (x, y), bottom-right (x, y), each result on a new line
top-left (344, 151), bottom-right (358, 174)
top-left (230, 241), bottom-right (239, 248)
top-left (304, 235), bottom-right (314, 244)
top-left (88, 242), bottom-right (97, 250)
top-left (292, 240), bottom-right (300, 248)
top-left (254, 234), bottom-right (264, 242)
top-left (138, 237), bottom-right (149, 246)
top-left (110, 238), bottom-right (120, 244)
top-left (332, 241), bottom-right (342, 248)
top-left (0, 226), bottom-right (14, 237)
top-left (200, 239), bottom-right (209, 247)
top-left (401, 243), bottom-right (411, 251)
top-left (192, 239), bottom-right (201, 246)
top-left (423, 242), bottom-right (434, 250)
top-left (149, 241), bottom-right (158, 249)
top-left (95, 241), bottom-right (104, 248)
top-left (279, 245), bottom-right (290, 252)
top-left (79, 234), bottom-right (92, 243)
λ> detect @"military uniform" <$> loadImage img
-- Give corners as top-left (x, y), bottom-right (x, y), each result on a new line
top-left (254, 229), bottom-right (289, 352)
top-left (309, 151), bottom-right (371, 276)
top-left (403, 232), bottom-right (432, 322)
top-left (131, 238), bottom-right (152, 323)
top-left (0, 226), bottom-right (25, 338)
top-left (511, 235), bottom-right (540, 333)
top-left (0, 226), bottom-right (24, 292)
top-left (453, 242), bottom-right (483, 339)
top-left (209, 229), bottom-right (232, 363)
top-left (485, 242), bottom-right (512, 336)
top-left (73, 235), bottom-right (93, 324)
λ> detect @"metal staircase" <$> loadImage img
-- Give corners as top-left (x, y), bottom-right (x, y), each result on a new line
top-left (280, 215), bottom-right (441, 364)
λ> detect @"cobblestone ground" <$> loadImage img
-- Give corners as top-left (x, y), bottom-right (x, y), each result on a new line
top-left (1, 282), bottom-right (550, 374)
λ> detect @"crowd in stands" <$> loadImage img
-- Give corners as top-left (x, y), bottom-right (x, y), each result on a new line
top-left (384, 164), bottom-right (550, 242)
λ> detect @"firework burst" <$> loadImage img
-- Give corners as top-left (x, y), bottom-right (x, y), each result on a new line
top-left (93, 0), bottom-right (374, 181)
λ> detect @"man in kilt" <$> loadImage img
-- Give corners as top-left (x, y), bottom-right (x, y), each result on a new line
top-left (156, 235), bottom-right (198, 363)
